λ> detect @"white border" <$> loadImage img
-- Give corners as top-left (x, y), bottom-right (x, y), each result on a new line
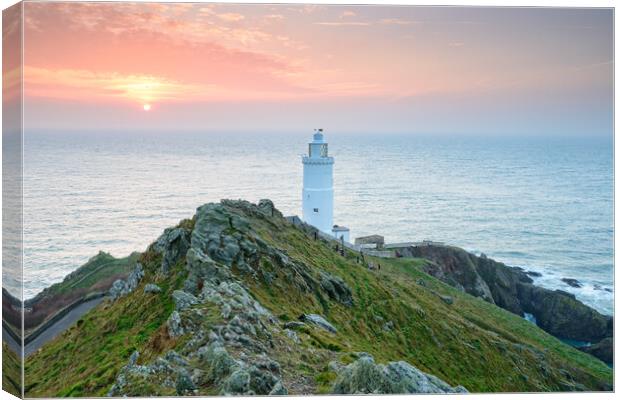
top-left (0, 1), bottom-right (616, 399)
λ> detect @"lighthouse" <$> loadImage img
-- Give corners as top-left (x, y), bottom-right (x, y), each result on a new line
top-left (302, 129), bottom-right (334, 234)
top-left (302, 129), bottom-right (349, 242)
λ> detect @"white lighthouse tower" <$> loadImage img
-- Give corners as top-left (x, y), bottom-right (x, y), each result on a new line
top-left (302, 129), bottom-right (334, 234)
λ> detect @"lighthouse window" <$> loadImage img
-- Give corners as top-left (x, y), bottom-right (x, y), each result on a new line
top-left (313, 208), bottom-right (319, 213)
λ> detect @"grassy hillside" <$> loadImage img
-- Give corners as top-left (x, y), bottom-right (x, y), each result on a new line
top-left (2, 343), bottom-right (22, 397)
top-left (23, 200), bottom-right (612, 397)
top-left (24, 252), bottom-right (139, 332)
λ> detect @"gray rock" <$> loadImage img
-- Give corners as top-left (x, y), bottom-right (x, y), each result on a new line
top-left (561, 278), bottom-right (583, 288)
top-left (268, 381), bottom-right (288, 395)
top-left (144, 283), bottom-right (161, 294)
top-left (109, 279), bottom-right (126, 300)
top-left (125, 263), bottom-right (144, 292)
top-left (382, 321), bottom-right (394, 332)
top-left (257, 199), bottom-right (282, 217)
top-left (220, 369), bottom-right (252, 395)
top-left (167, 311), bottom-right (184, 337)
top-left (331, 355), bottom-right (467, 394)
top-left (108, 263), bottom-right (144, 300)
top-left (328, 361), bottom-right (344, 373)
top-left (300, 314), bottom-right (337, 333)
top-left (154, 227), bottom-right (191, 274)
top-left (247, 365), bottom-right (280, 395)
top-left (172, 290), bottom-right (198, 311)
top-left (283, 321), bottom-right (306, 330)
top-left (439, 294), bottom-right (454, 305)
top-left (284, 329), bottom-right (300, 343)
top-left (128, 350), bottom-right (140, 367)
top-left (165, 350), bottom-right (189, 367)
top-left (579, 337), bottom-right (613, 365)
top-left (384, 361), bottom-right (467, 393)
top-left (184, 247), bottom-right (230, 294)
top-left (320, 272), bottom-right (353, 306)
top-left (197, 342), bottom-right (239, 383)
top-left (175, 371), bottom-right (196, 395)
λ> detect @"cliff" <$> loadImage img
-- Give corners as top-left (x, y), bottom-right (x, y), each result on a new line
top-left (398, 245), bottom-right (613, 362)
top-left (20, 200), bottom-right (612, 396)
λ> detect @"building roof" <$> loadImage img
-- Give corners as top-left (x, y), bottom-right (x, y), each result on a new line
top-left (356, 234), bottom-right (384, 241)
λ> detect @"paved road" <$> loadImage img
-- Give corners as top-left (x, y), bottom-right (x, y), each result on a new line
top-left (2, 325), bottom-right (21, 355)
top-left (3, 296), bottom-right (106, 358)
top-left (25, 296), bottom-right (106, 357)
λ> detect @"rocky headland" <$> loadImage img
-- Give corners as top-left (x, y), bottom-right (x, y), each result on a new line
top-left (396, 245), bottom-right (613, 364)
top-left (10, 199), bottom-right (613, 396)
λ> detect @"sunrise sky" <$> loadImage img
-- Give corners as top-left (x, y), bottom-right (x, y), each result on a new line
top-left (12, 2), bottom-right (614, 135)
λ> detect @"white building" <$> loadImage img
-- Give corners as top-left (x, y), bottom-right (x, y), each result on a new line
top-left (302, 129), bottom-right (349, 241)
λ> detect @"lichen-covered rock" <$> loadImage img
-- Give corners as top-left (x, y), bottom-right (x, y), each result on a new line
top-left (153, 227), bottom-right (191, 274)
top-left (284, 329), bottom-right (300, 343)
top-left (221, 369), bottom-right (252, 395)
top-left (384, 361), bottom-right (467, 393)
top-left (108, 263), bottom-right (144, 300)
top-left (300, 314), bottom-right (337, 333)
top-left (108, 279), bottom-right (126, 300)
top-left (175, 371), bottom-right (196, 395)
top-left (268, 381), bottom-right (288, 395)
top-left (172, 290), bottom-right (198, 311)
top-left (126, 263), bottom-right (144, 291)
top-left (144, 283), bottom-right (161, 294)
top-left (257, 199), bottom-right (283, 218)
top-left (197, 342), bottom-right (239, 383)
top-left (320, 272), bottom-right (353, 306)
top-left (331, 355), bottom-right (467, 394)
top-left (167, 311), bottom-right (184, 337)
top-left (283, 321), bottom-right (305, 330)
top-left (184, 247), bottom-right (231, 294)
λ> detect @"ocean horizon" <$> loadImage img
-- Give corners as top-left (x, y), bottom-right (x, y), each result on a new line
top-left (17, 131), bottom-right (614, 316)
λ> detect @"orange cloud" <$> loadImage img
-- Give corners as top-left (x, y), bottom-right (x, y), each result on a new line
top-left (217, 13), bottom-right (245, 22)
top-left (24, 66), bottom-right (213, 103)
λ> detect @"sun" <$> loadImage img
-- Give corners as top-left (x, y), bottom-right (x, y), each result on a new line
top-left (143, 104), bottom-right (151, 111)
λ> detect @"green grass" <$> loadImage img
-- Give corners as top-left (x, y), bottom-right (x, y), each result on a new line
top-left (24, 250), bottom-right (184, 397)
top-left (35, 251), bottom-right (139, 299)
top-left (2, 343), bottom-right (22, 397)
top-left (245, 211), bottom-right (612, 392)
top-left (23, 203), bottom-right (613, 396)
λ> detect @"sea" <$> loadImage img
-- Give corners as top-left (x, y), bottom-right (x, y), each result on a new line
top-left (13, 131), bottom-right (614, 316)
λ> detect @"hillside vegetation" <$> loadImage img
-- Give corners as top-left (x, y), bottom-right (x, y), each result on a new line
top-left (24, 200), bottom-right (612, 396)
top-left (21, 251), bottom-right (139, 333)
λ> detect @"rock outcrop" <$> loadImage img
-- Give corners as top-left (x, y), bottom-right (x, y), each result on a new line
top-left (399, 244), bottom-right (613, 361)
top-left (144, 283), bottom-right (162, 294)
top-left (300, 313), bottom-right (337, 333)
top-left (331, 354), bottom-right (467, 394)
top-left (579, 338), bottom-right (613, 365)
top-left (516, 284), bottom-right (612, 342)
top-left (45, 196), bottom-right (607, 397)
top-left (153, 228), bottom-right (191, 274)
top-left (109, 263), bottom-right (144, 300)
top-left (319, 272), bottom-right (353, 306)
top-left (110, 200), bottom-right (289, 396)
top-left (107, 200), bottom-right (473, 396)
